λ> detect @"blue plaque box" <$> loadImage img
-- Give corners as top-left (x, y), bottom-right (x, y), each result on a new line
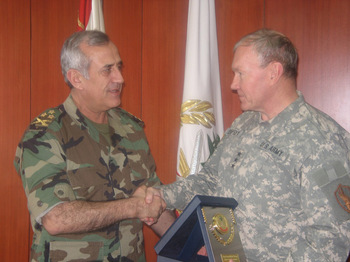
top-left (155, 195), bottom-right (245, 262)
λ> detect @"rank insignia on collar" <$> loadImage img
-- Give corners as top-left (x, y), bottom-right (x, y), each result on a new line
top-left (335, 184), bottom-right (350, 214)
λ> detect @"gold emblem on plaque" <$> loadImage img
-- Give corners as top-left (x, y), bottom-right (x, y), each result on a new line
top-left (202, 208), bottom-right (236, 246)
top-left (212, 213), bottom-right (229, 234)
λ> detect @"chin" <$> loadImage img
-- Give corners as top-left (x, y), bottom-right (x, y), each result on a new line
top-left (110, 98), bottom-right (121, 108)
top-left (113, 103), bottom-right (121, 108)
top-left (239, 103), bottom-right (248, 111)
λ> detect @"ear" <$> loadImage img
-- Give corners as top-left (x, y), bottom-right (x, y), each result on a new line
top-left (269, 62), bottom-right (284, 84)
top-left (67, 69), bottom-right (84, 90)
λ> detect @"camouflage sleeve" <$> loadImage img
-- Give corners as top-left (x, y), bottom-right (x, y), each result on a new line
top-left (143, 132), bottom-right (161, 188)
top-left (144, 151), bottom-right (161, 188)
top-left (14, 129), bottom-right (76, 225)
top-left (290, 146), bottom-right (350, 261)
top-left (161, 132), bottom-right (228, 210)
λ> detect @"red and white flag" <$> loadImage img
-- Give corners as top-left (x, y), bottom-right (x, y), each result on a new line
top-left (77, 0), bottom-right (105, 32)
top-left (177, 0), bottom-right (224, 179)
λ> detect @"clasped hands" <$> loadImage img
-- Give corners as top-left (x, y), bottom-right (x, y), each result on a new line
top-left (132, 185), bottom-right (165, 226)
top-left (133, 186), bottom-right (209, 257)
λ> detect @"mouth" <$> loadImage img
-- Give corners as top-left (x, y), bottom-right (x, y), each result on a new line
top-left (108, 87), bottom-right (122, 96)
top-left (235, 92), bottom-right (243, 98)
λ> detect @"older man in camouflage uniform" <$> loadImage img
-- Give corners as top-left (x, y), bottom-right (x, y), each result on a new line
top-left (14, 30), bottom-right (175, 262)
top-left (146, 29), bottom-right (350, 261)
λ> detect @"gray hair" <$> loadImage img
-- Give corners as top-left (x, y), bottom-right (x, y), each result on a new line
top-left (60, 30), bottom-right (110, 89)
top-left (234, 28), bottom-right (298, 79)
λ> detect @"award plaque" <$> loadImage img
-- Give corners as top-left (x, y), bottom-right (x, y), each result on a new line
top-left (155, 195), bottom-right (246, 262)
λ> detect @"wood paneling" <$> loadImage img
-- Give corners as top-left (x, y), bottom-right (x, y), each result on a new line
top-left (142, 0), bottom-right (188, 184)
top-left (104, 0), bottom-right (143, 117)
top-left (30, 0), bottom-right (79, 118)
top-left (265, 0), bottom-right (350, 132)
top-left (0, 0), bottom-right (31, 261)
top-left (216, 0), bottom-right (264, 129)
top-left (2, 0), bottom-right (350, 261)
top-left (141, 0), bottom-right (188, 260)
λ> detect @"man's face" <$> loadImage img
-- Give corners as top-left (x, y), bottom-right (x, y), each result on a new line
top-left (230, 45), bottom-right (271, 112)
top-left (79, 41), bottom-right (124, 113)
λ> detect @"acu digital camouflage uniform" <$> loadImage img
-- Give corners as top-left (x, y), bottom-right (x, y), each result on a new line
top-left (161, 92), bottom-right (350, 261)
top-left (14, 95), bottom-right (161, 262)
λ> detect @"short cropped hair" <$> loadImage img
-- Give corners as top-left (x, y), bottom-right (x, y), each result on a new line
top-left (61, 30), bottom-right (110, 89)
top-left (234, 28), bottom-right (298, 79)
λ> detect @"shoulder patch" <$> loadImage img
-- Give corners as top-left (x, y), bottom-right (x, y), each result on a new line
top-left (311, 161), bottom-right (350, 222)
top-left (335, 184), bottom-right (350, 214)
top-left (30, 109), bottom-right (58, 130)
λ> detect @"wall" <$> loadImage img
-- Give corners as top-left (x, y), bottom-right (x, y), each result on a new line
top-left (0, 0), bottom-right (31, 260)
top-left (265, 0), bottom-right (350, 131)
top-left (1, 0), bottom-right (349, 261)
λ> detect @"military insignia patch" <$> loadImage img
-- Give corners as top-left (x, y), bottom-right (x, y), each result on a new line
top-left (30, 110), bottom-right (56, 130)
top-left (335, 184), bottom-right (350, 214)
top-left (311, 161), bottom-right (350, 222)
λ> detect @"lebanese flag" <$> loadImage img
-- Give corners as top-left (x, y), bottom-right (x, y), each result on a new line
top-left (77, 0), bottom-right (105, 32)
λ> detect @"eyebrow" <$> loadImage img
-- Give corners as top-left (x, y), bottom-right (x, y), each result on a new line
top-left (101, 61), bottom-right (123, 71)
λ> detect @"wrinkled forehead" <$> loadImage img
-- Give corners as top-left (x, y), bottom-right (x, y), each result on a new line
top-left (81, 40), bottom-right (117, 53)
top-left (81, 41), bottom-right (121, 64)
top-left (232, 45), bottom-right (261, 68)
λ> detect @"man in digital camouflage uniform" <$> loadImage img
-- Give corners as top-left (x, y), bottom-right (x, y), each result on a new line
top-left (145, 29), bottom-right (350, 261)
top-left (14, 30), bottom-right (175, 262)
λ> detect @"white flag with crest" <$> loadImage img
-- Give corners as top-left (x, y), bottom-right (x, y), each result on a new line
top-left (177, 0), bottom-right (224, 179)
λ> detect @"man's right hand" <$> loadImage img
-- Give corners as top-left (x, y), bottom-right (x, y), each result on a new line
top-left (132, 185), bottom-right (165, 225)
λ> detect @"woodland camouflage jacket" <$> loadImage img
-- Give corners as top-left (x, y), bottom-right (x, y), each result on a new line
top-left (14, 95), bottom-right (160, 262)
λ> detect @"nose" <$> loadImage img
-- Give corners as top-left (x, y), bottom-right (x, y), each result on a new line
top-left (230, 74), bottom-right (239, 91)
top-left (112, 67), bottom-right (124, 85)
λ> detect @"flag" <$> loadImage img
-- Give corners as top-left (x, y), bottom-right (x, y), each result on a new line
top-left (177, 0), bottom-right (224, 179)
top-left (77, 0), bottom-right (105, 32)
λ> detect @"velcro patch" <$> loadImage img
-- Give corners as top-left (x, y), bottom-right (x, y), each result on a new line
top-left (311, 161), bottom-right (350, 222)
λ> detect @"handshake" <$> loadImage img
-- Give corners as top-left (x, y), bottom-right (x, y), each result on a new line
top-left (131, 185), bottom-right (167, 226)
top-left (132, 186), bottom-right (209, 257)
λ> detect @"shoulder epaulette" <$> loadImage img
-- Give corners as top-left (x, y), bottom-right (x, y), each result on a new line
top-left (29, 108), bottom-right (60, 131)
top-left (116, 108), bottom-right (145, 127)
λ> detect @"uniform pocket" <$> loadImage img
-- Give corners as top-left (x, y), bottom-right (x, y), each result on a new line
top-left (49, 241), bottom-right (104, 262)
top-left (67, 167), bottom-right (111, 201)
